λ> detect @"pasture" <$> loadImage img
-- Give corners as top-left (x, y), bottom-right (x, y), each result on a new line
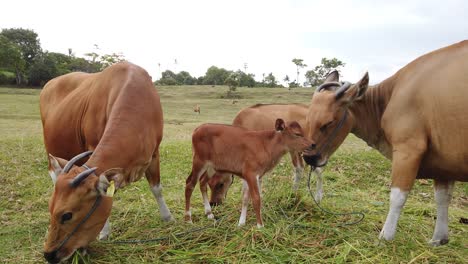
top-left (0, 86), bottom-right (466, 263)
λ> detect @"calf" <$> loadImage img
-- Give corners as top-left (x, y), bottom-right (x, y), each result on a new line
top-left (185, 119), bottom-right (312, 227)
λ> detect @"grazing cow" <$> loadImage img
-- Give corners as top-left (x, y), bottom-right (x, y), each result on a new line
top-left (303, 41), bottom-right (468, 245)
top-left (194, 104), bottom-right (201, 114)
top-left (185, 119), bottom-right (313, 227)
top-left (206, 104), bottom-right (325, 207)
top-left (40, 62), bottom-right (173, 263)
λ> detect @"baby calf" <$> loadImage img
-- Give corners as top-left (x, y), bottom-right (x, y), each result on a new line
top-left (185, 119), bottom-right (313, 227)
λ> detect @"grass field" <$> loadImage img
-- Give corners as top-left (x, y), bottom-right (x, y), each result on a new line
top-left (0, 86), bottom-right (466, 263)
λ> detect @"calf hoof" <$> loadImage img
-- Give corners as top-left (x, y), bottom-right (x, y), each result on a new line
top-left (257, 223), bottom-right (264, 229)
top-left (428, 238), bottom-right (449, 247)
top-left (207, 213), bottom-right (215, 220)
top-left (238, 222), bottom-right (245, 227)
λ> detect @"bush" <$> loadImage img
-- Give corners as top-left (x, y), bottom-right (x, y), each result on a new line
top-left (0, 71), bottom-right (16, 85)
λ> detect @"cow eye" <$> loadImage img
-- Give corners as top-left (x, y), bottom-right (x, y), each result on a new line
top-left (320, 121), bottom-right (333, 132)
top-left (294, 133), bottom-right (302, 137)
top-left (61, 212), bottom-right (73, 224)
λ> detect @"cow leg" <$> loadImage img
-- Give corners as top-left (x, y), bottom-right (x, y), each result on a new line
top-left (238, 180), bottom-right (250, 226)
top-left (98, 218), bottom-right (111, 240)
top-left (429, 180), bottom-right (455, 246)
top-left (185, 161), bottom-right (206, 223)
top-left (379, 142), bottom-right (425, 241)
top-left (200, 172), bottom-right (214, 219)
top-left (145, 153), bottom-right (173, 222)
top-left (291, 151), bottom-right (304, 191)
top-left (314, 167), bottom-right (324, 203)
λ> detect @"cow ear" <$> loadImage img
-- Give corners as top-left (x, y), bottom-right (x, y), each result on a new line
top-left (48, 154), bottom-right (68, 184)
top-left (97, 168), bottom-right (124, 196)
top-left (341, 72), bottom-right (369, 103)
top-left (275, 118), bottom-right (286, 131)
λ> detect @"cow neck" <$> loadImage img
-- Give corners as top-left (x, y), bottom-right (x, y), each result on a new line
top-left (348, 77), bottom-right (395, 157)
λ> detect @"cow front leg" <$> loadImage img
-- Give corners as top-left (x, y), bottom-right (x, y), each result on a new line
top-left (314, 167), bottom-right (324, 203)
top-left (379, 142), bottom-right (425, 241)
top-left (429, 180), bottom-right (455, 246)
top-left (291, 151), bottom-right (304, 191)
top-left (98, 218), bottom-right (111, 240)
top-left (146, 154), bottom-right (173, 222)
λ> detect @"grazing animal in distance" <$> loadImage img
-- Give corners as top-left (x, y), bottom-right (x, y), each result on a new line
top-left (207, 103), bottom-right (325, 207)
top-left (40, 62), bottom-right (173, 263)
top-left (185, 119), bottom-right (313, 227)
top-left (194, 104), bottom-right (201, 114)
top-left (303, 41), bottom-right (468, 246)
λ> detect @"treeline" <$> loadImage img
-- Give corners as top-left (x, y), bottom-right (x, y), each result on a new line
top-left (156, 67), bottom-right (280, 88)
top-left (0, 28), bottom-right (124, 86)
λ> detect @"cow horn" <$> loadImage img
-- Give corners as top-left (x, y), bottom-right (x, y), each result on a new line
top-left (70, 167), bottom-right (97, 188)
top-left (335, 82), bottom-right (351, 99)
top-left (63, 151), bottom-right (93, 173)
top-left (317, 81), bottom-right (341, 92)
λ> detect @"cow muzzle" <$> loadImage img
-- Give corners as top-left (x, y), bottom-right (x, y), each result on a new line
top-left (303, 154), bottom-right (328, 168)
top-left (44, 250), bottom-right (60, 264)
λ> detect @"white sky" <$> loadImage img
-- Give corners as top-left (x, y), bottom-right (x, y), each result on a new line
top-left (1, 0), bottom-right (467, 84)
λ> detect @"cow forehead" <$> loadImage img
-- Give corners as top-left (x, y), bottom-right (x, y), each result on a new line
top-left (312, 91), bottom-right (337, 106)
top-left (51, 174), bottom-right (97, 212)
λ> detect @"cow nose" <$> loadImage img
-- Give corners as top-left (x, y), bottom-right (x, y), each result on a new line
top-left (44, 251), bottom-right (60, 264)
top-left (309, 143), bottom-right (316, 149)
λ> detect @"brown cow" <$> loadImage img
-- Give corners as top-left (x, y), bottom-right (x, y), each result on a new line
top-left (185, 119), bottom-right (313, 227)
top-left (40, 62), bottom-right (172, 263)
top-left (303, 41), bottom-right (468, 246)
top-left (207, 104), bottom-right (325, 206)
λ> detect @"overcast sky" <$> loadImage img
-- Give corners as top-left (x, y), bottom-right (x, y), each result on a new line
top-left (1, 0), bottom-right (467, 84)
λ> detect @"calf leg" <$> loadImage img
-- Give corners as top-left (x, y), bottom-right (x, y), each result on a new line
top-left (200, 173), bottom-right (214, 219)
top-left (146, 153), bottom-right (173, 221)
top-left (238, 180), bottom-right (250, 226)
top-left (185, 161), bottom-right (206, 223)
top-left (245, 174), bottom-right (263, 228)
top-left (98, 218), bottom-right (111, 240)
top-left (379, 142), bottom-right (425, 241)
top-left (429, 180), bottom-right (455, 246)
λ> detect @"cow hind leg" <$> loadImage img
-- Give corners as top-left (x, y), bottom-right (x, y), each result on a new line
top-left (146, 153), bottom-right (173, 222)
top-left (379, 141), bottom-right (425, 241)
top-left (429, 180), bottom-right (455, 246)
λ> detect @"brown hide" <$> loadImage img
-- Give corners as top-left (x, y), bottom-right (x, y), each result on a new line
top-left (305, 40), bottom-right (468, 244)
top-left (185, 120), bottom-right (312, 227)
top-left (41, 62), bottom-right (168, 262)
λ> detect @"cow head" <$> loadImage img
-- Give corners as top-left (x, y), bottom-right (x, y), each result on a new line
top-left (43, 151), bottom-right (123, 264)
top-left (208, 173), bottom-right (234, 206)
top-left (303, 71), bottom-right (369, 167)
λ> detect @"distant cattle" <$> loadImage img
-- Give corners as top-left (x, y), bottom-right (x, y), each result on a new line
top-left (40, 62), bottom-right (172, 263)
top-left (304, 41), bottom-right (468, 245)
top-left (194, 104), bottom-right (201, 114)
top-left (185, 119), bottom-right (313, 227)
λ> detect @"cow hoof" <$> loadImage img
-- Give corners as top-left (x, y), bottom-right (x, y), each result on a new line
top-left (314, 192), bottom-right (323, 203)
top-left (207, 213), bottom-right (215, 220)
top-left (162, 215), bottom-right (174, 222)
top-left (257, 223), bottom-right (264, 229)
top-left (428, 238), bottom-right (449, 246)
top-left (98, 233), bottom-right (109, 241)
top-left (238, 222), bottom-right (245, 227)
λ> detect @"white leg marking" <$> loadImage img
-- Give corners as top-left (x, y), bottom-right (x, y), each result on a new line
top-left (292, 165), bottom-right (303, 191)
top-left (379, 187), bottom-right (408, 241)
top-left (429, 181), bottom-right (454, 246)
top-left (151, 184), bottom-right (173, 221)
top-left (314, 167), bottom-right (324, 203)
top-left (202, 188), bottom-right (214, 219)
top-left (238, 180), bottom-right (249, 227)
top-left (99, 218), bottom-right (111, 240)
top-left (185, 209), bottom-right (193, 223)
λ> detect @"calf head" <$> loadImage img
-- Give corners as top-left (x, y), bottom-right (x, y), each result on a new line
top-left (303, 70), bottom-right (369, 167)
top-left (275, 118), bottom-right (313, 153)
top-left (44, 151), bottom-right (123, 263)
top-left (208, 173), bottom-right (234, 206)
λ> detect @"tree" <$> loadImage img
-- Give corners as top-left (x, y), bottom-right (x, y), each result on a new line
top-left (224, 72), bottom-right (240, 91)
top-left (305, 57), bottom-right (345, 87)
top-left (157, 70), bottom-right (177, 85)
top-left (0, 35), bottom-right (25, 84)
top-left (203, 66), bottom-right (231, 85)
top-left (175, 71), bottom-right (196, 85)
top-left (236, 70), bottom-right (255, 88)
top-left (264, 72), bottom-right (277, 88)
top-left (100, 52), bottom-right (125, 70)
top-left (292, 58), bottom-right (307, 86)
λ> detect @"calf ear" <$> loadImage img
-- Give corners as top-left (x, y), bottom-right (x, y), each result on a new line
top-left (48, 154), bottom-right (68, 184)
top-left (97, 168), bottom-right (124, 196)
top-left (275, 118), bottom-right (286, 131)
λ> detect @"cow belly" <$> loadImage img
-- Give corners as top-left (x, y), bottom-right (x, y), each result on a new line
top-left (121, 166), bottom-right (149, 187)
top-left (419, 151), bottom-right (468, 181)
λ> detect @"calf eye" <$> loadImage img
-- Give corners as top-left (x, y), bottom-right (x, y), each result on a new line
top-left (61, 212), bottom-right (73, 224)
